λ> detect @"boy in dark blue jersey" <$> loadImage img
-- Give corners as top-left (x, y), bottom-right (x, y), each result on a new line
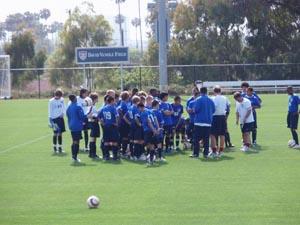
top-left (124, 96), bottom-right (140, 159)
top-left (134, 98), bottom-right (146, 160)
top-left (186, 89), bottom-right (200, 148)
top-left (245, 87), bottom-right (261, 145)
top-left (152, 100), bottom-right (166, 161)
top-left (159, 92), bottom-right (174, 153)
top-left (287, 86), bottom-right (300, 149)
top-left (98, 96), bottom-right (120, 161)
top-left (117, 91), bottom-right (131, 156)
top-left (138, 103), bottom-right (160, 165)
top-left (66, 94), bottom-right (86, 163)
top-left (171, 96), bottom-right (185, 151)
top-left (241, 82), bottom-right (262, 103)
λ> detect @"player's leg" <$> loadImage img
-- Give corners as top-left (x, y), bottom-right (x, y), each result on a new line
top-left (191, 126), bottom-right (201, 158)
top-left (252, 111), bottom-right (258, 145)
top-left (202, 127), bottom-right (210, 158)
top-left (290, 113), bottom-right (299, 147)
top-left (71, 131), bottom-right (81, 162)
top-left (210, 135), bottom-right (217, 156)
top-left (52, 133), bottom-right (58, 153)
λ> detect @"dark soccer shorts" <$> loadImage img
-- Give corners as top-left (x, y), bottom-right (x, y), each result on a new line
top-left (211, 115), bottom-right (227, 136)
top-left (287, 112), bottom-right (299, 129)
top-left (241, 122), bottom-right (254, 133)
top-left (103, 125), bottom-right (119, 143)
top-left (133, 126), bottom-right (144, 141)
top-left (119, 123), bottom-right (130, 139)
top-left (71, 131), bottom-right (82, 141)
top-left (83, 117), bottom-right (89, 130)
top-left (89, 121), bottom-right (100, 138)
top-left (163, 125), bottom-right (173, 136)
top-left (52, 117), bottom-right (66, 134)
top-left (144, 131), bottom-right (158, 145)
top-left (174, 118), bottom-right (185, 133)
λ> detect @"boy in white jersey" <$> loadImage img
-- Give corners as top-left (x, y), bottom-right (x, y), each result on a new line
top-left (234, 92), bottom-right (255, 152)
top-left (210, 86), bottom-right (230, 157)
top-left (48, 89), bottom-right (66, 153)
top-left (77, 88), bottom-right (91, 151)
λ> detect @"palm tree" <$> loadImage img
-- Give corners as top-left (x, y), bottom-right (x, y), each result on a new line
top-left (114, 0), bottom-right (126, 46)
top-left (131, 18), bottom-right (140, 49)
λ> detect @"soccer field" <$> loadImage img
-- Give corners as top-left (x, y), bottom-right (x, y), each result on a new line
top-left (0, 94), bottom-right (300, 225)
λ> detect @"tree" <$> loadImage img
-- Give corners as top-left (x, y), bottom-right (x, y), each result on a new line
top-left (4, 31), bottom-right (35, 87)
top-left (47, 4), bottom-right (113, 88)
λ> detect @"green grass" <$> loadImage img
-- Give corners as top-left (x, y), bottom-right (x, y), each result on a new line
top-left (0, 95), bottom-right (300, 225)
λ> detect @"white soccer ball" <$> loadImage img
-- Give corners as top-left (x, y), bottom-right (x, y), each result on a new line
top-left (183, 142), bottom-right (192, 150)
top-left (288, 139), bottom-right (296, 148)
top-left (85, 97), bottom-right (93, 107)
top-left (87, 195), bottom-right (100, 209)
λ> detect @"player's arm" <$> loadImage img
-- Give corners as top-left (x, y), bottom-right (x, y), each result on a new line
top-left (235, 111), bottom-right (239, 125)
top-left (48, 101), bottom-right (54, 127)
top-left (123, 112), bottom-right (131, 125)
top-left (147, 118), bottom-right (158, 135)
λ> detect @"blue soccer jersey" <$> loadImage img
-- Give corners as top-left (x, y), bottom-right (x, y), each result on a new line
top-left (160, 101), bottom-right (173, 126)
top-left (117, 100), bottom-right (129, 125)
top-left (288, 94), bottom-right (299, 113)
top-left (125, 104), bottom-right (139, 127)
top-left (245, 95), bottom-right (261, 111)
top-left (187, 99), bottom-right (196, 123)
top-left (171, 103), bottom-right (183, 126)
top-left (98, 105), bottom-right (118, 126)
top-left (66, 102), bottom-right (86, 132)
top-left (152, 109), bottom-right (164, 127)
top-left (140, 109), bottom-right (157, 132)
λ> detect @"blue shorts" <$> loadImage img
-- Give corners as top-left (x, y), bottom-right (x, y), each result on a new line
top-left (163, 125), bottom-right (173, 136)
top-left (71, 131), bottom-right (82, 141)
top-left (119, 123), bottom-right (130, 139)
top-left (174, 118), bottom-right (185, 133)
top-left (103, 125), bottom-right (119, 143)
top-left (144, 131), bottom-right (158, 145)
top-left (211, 115), bottom-right (227, 136)
top-left (52, 117), bottom-right (66, 133)
top-left (89, 121), bottom-right (100, 138)
top-left (134, 126), bottom-right (144, 141)
top-left (241, 122), bottom-right (254, 133)
top-left (287, 112), bottom-right (298, 129)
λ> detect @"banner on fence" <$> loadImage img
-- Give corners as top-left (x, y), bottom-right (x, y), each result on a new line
top-left (75, 47), bottom-right (129, 64)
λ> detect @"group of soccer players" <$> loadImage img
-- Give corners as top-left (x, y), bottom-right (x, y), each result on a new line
top-left (48, 81), bottom-right (299, 165)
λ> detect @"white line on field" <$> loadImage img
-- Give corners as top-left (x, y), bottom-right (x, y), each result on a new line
top-left (0, 134), bottom-right (51, 154)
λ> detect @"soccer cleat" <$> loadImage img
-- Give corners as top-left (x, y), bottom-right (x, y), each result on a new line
top-left (72, 157), bottom-right (81, 163)
top-left (84, 147), bottom-right (90, 152)
top-left (189, 154), bottom-right (199, 159)
top-left (58, 147), bottom-right (65, 153)
top-left (292, 144), bottom-right (300, 149)
top-left (208, 151), bottom-right (217, 158)
top-left (139, 154), bottom-right (147, 161)
top-left (158, 157), bottom-right (167, 162)
top-left (53, 146), bottom-right (57, 154)
top-left (240, 146), bottom-right (249, 152)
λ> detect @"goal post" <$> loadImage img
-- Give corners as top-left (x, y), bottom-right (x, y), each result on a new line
top-left (0, 55), bottom-right (11, 99)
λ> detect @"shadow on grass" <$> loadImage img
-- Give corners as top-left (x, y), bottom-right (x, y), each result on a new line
top-left (199, 155), bottom-right (235, 162)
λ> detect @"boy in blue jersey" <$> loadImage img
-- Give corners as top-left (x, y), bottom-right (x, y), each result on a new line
top-left (98, 95), bottom-right (120, 161)
top-left (66, 94), bottom-right (86, 163)
top-left (287, 86), bottom-right (300, 148)
top-left (138, 103), bottom-right (160, 165)
top-left (159, 92), bottom-right (174, 152)
top-left (48, 89), bottom-right (66, 154)
top-left (117, 91), bottom-right (130, 156)
top-left (245, 87), bottom-right (261, 145)
top-left (186, 88), bottom-right (200, 148)
top-left (152, 100), bottom-right (166, 161)
top-left (145, 95), bottom-right (154, 109)
top-left (171, 96), bottom-right (185, 151)
top-left (241, 82), bottom-right (262, 103)
top-left (134, 101), bottom-right (147, 161)
top-left (124, 96), bottom-right (141, 159)
top-left (87, 93), bottom-right (100, 159)
top-left (192, 87), bottom-right (215, 158)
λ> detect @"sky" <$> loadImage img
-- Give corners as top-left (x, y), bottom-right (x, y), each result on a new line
top-left (0, 0), bottom-right (150, 45)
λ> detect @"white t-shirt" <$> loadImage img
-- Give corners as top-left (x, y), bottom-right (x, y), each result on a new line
top-left (235, 98), bottom-right (254, 124)
top-left (212, 94), bottom-right (230, 116)
top-left (48, 97), bottom-right (65, 119)
top-left (76, 96), bottom-right (92, 115)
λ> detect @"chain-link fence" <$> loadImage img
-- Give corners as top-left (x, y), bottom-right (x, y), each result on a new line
top-left (7, 63), bottom-right (300, 98)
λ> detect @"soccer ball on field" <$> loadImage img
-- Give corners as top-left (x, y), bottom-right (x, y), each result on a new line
top-left (288, 140), bottom-right (296, 148)
top-left (183, 141), bottom-right (192, 150)
top-left (87, 195), bottom-right (100, 209)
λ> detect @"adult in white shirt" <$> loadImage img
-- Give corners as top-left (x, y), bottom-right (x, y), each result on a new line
top-left (48, 89), bottom-right (66, 153)
top-left (210, 86), bottom-right (229, 157)
top-left (234, 92), bottom-right (254, 152)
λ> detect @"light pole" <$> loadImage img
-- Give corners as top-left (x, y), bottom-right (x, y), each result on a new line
top-left (158, 0), bottom-right (168, 92)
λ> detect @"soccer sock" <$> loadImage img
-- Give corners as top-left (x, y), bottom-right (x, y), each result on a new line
top-left (225, 132), bottom-right (232, 145)
top-left (158, 148), bottom-right (162, 158)
top-left (84, 130), bottom-right (89, 148)
top-left (165, 136), bottom-right (170, 149)
top-left (176, 135), bottom-right (180, 147)
top-left (129, 142), bottom-right (134, 156)
top-left (121, 139), bottom-right (128, 155)
top-left (149, 149), bottom-right (155, 162)
top-left (291, 129), bottom-right (299, 145)
top-left (53, 135), bottom-right (57, 150)
top-left (72, 144), bottom-right (79, 159)
top-left (212, 147), bottom-right (217, 153)
top-left (134, 143), bottom-right (139, 157)
top-left (89, 142), bottom-right (96, 157)
top-left (112, 146), bottom-right (119, 160)
top-left (252, 129), bottom-right (257, 143)
top-left (57, 135), bottom-right (62, 151)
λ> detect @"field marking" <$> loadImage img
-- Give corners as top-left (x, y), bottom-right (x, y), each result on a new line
top-left (0, 134), bottom-right (51, 154)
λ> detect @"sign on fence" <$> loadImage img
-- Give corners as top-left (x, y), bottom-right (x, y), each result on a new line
top-left (75, 47), bottom-right (129, 64)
